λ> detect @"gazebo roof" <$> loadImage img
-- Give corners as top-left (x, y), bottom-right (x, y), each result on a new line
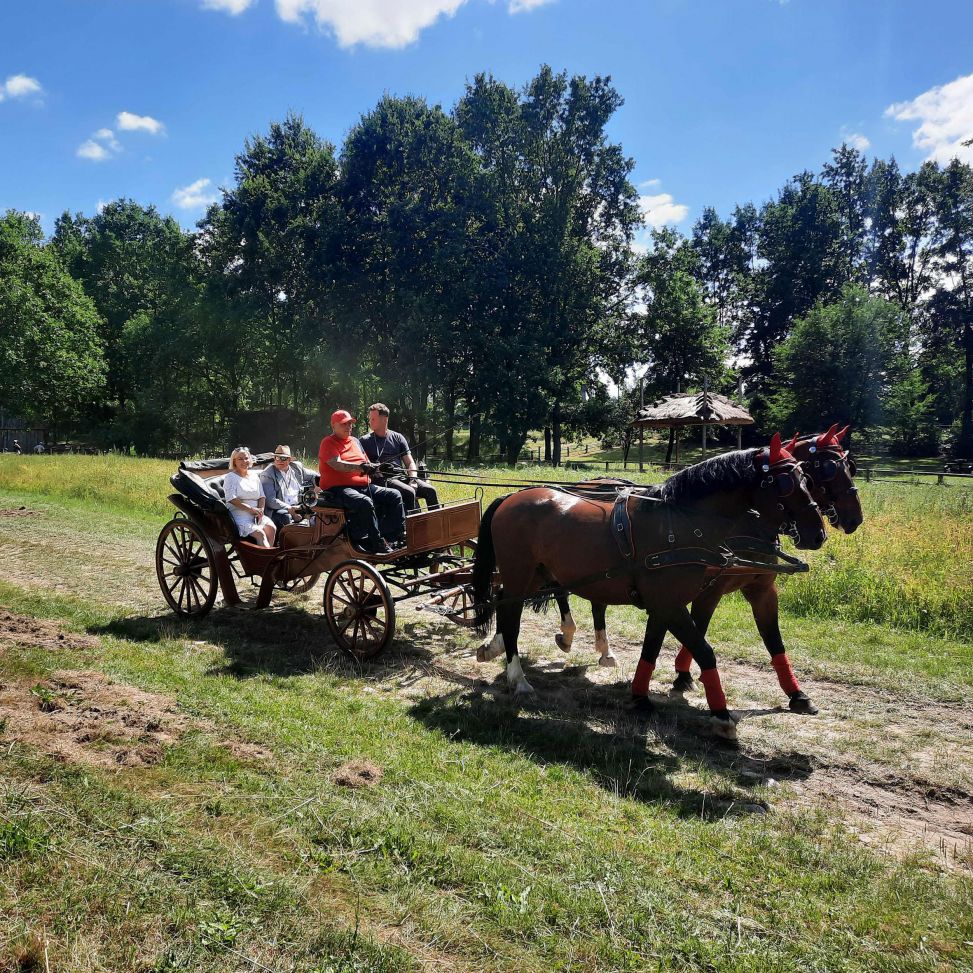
top-left (632, 391), bottom-right (754, 429)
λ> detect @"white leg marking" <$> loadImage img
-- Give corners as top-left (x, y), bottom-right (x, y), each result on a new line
top-left (595, 630), bottom-right (617, 667)
top-left (476, 631), bottom-right (505, 663)
top-left (555, 611), bottom-right (576, 652)
top-left (506, 654), bottom-right (535, 695)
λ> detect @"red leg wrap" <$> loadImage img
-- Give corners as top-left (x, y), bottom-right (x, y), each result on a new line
top-left (674, 646), bottom-right (694, 673)
top-left (632, 659), bottom-right (655, 696)
top-left (771, 653), bottom-right (800, 695)
top-left (699, 668), bottom-right (728, 712)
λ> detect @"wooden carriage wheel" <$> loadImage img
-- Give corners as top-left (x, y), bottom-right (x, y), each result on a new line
top-left (438, 584), bottom-right (478, 627)
top-left (276, 573), bottom-right (321, 594)
top-left (323, 561), bottom-right (396, 659)
top-left (156, 518), bottom-right (218, 617)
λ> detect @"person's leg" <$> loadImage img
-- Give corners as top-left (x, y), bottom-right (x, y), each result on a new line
top-left (415, 481), bottom-right (440, 510)
top-left (368, 485), bottom-right (406, 543)
top-left (326, 487), bottom-right (383, 550)
top-left (385, 478), bottom-right (418, 514)
top-left (269, 509), bottom-right (291, 532)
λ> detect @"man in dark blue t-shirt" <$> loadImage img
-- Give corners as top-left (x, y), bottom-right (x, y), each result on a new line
top-left (359, 403), bottom-right (440, 514)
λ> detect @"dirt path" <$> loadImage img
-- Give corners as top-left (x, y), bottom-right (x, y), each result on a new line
top-left (2, 500), bottom-right (971, 870)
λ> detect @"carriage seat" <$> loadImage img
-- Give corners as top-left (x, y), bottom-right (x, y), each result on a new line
top-left (170, 468), bottom-right (230, 514)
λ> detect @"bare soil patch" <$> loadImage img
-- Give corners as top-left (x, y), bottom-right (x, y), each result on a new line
top-left (0, 670), bottom-right (188, 768)
top-left (0, 506), bottom-right (42, 518)
top-left (332, 759), bottom-right (383, 788)
top-left (0, 669), bottom-right (273, 771)
top-left (0, 610), bottom-right (99, 652)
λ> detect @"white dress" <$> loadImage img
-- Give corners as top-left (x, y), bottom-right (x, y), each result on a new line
top-left (224, 470), bottom-right (274, 537)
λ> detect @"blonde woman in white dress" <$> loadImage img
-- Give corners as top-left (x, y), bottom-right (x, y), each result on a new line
top-left (224, 448), bottom-right (277, 547)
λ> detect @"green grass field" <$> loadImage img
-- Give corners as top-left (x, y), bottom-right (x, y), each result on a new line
top-left (1, 454), bottom-right (972, 972)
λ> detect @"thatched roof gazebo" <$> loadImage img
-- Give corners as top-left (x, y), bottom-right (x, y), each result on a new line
top-left (632, 389), bottom-right (754, 465)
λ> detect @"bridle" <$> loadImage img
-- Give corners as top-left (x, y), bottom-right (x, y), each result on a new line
top-left (756, 452), bottom-right (821, 544)
top-left (801, 445), bottom-right (858, 528)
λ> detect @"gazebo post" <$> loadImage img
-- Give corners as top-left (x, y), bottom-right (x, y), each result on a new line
top-left (702, 421), bottom-right (707, 459)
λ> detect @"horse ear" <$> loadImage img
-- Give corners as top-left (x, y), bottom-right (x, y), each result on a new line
top-left (786, 433), bottom-right (799, 453)
top-left (836, 424), bottom-right (850, 443)
top-left (817, 422), bottom-right (839, 447)
top-left (769, 431), bottom-right (782, 464)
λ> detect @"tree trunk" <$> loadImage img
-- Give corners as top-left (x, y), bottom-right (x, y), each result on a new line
top-left (664, 427), bottom-right (675, 465)
top-left (543, 426), bottom-right (551, 463)
top-left (552, 400), bottom-right (562, 467)
top-left (467, 412), bottom-right (481, 462)
top-left (412, 380), bottom-right (426, 460)
top-left (959, 320), bottom-right (973, 458)
top-left (621, 427), bottom-right (632, 466)
top-left (444, 384), bottom-right (456, 462)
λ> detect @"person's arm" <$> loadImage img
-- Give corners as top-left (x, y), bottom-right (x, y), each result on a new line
top-left (259, 470), bottom-right (286, 511)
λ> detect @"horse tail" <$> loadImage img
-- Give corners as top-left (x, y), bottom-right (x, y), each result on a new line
top-left (471, 495), bottom-right (507, 633)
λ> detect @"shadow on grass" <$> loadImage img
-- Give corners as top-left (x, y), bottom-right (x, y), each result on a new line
top-left (94, 608), bottom-right (815, 815)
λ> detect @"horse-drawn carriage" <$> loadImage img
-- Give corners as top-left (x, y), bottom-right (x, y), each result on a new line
top-left (155, 453), bottom-right (485, 658)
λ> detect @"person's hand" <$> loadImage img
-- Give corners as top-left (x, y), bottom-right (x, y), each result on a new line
top-left (407, 477), bottom-right (418, 487)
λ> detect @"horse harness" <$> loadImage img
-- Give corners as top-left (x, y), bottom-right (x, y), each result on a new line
top-left (495, 487), bottom-right (809, 611)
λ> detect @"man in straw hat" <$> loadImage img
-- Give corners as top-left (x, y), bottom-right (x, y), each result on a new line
top-left (259, 444), bottom-right (320, 531)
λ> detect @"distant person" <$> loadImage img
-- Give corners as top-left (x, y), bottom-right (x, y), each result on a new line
top-left (12, 440), bottom-right (22, 455)
top-left (318, 409), bottom-right (405, 555)
top-left (259, 444), bottom-right (319, 530)
top-left (224, 447), bottom-right (276, 547)
top-left (33, 442), bottom-right (46, 454)
top-left (360, 403), bottom-right (439, 514)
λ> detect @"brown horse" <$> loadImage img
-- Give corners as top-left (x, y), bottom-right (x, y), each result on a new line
top-left (470, 434), bottom-right (827, 739)
top-left (551, 425), bottom-right (862, 713)
top-left (667, 424), bottom-right (861, 713)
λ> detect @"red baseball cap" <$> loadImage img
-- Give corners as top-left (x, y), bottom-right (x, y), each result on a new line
top-left (331, 409), bottom-right (356, 425)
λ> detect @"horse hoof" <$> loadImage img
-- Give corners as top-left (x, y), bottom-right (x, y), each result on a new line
top-left (598, 652), bottom-right (618, 668)
top-left (789, 692), bottom-right (819, 715)
top-left (710, 716), bottom-right (738, 741)
top-left (631, 695), bottom-right (654, 716)
top-left (554, 633), bottom-right (571, 653)
top-left (669, 673), bottom-right (695, 697)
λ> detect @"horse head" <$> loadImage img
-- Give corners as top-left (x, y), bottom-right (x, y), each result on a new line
top-left (790, 424), bottom-right (863, 534)
top-left (752, 432), bottom-right (827, 550)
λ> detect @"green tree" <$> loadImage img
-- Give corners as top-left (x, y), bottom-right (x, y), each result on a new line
top-left (767, 285), bottom-right (904, 437)
top-left (0, 211), bottom-right (105, 430)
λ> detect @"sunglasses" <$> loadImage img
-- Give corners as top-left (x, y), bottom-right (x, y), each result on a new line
top-left (274, 455), bottom-right (291, 462)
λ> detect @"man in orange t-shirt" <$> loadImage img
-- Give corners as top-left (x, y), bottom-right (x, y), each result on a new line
top-left (319, 409), bottom-right (405, 554)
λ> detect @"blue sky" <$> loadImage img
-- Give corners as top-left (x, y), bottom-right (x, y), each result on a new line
top-left (2, 0), bottom-right (972, 240)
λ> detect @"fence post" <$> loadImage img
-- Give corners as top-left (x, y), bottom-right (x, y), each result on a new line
top-left (605, 462), bottom-right (609, 472)
top-left (938, 473), bottom-right (945, 486)
top-left (864, 468), bottom-right (872, 482)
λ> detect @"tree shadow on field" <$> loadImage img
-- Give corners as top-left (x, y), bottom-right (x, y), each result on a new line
top-left (406, 649), bottom-right (816, 819)
top-left (92, 603), bottom-right (479, 684)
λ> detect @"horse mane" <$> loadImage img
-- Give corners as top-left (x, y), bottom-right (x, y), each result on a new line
top-left (660, 449), bottom-right (760, 503)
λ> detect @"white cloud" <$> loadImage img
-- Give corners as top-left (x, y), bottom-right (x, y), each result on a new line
top-left (885, 72), bottom-right (973, 165)
top-left (77, 127), bottom-right (124, 162)
top-left (843, 132), bottom-right (870, 151)
top-left (94, 128), bottom-right (122, 151)
top-left (96, 199), bottom-right (108, 214)
top-left (508, 0), bottom-right (555, 12)
top-left (202, 0), bottom-right (256, 12)
top-left (0, 74), bottom-right (43, 102)
top-left (639, 192), bottom-right (689, 229)
top-left (274, 0), bottom-right (469, 48)
top-left (77, 139), bottom-right (112, 161)
top-left (638, 178), bottom-right (661, 189)
top-left (172, 177), bottom-right (219, 210)
top-left (116, 111), bottom-right (165, 135)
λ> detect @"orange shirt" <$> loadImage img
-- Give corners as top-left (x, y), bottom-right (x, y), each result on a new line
top-left (318, 434), bottom-right (368, 489)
